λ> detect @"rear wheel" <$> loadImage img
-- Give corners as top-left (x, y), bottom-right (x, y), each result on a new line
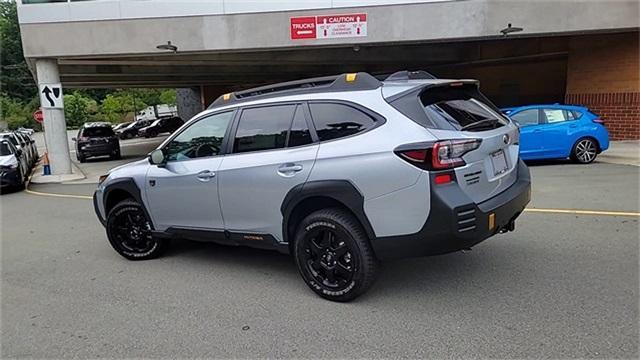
top-left (77, 152), bottom-right (86, 163)
top-left (106, 199), bottom-right (168, 260)
top-left (571, 137), bottom-right (598, 164)
top-left (294, 208), bottom-right (379, 302)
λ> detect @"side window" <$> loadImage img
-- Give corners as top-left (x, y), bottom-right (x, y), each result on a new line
top-left (572, 110), bottom-right (583, 120)
top-left (511, 109), bottom-right (539, 127)
top-left (542, 109), bottom-right (567, 123)
top-left (165, 111), bottom-right (233, 161)
top-left (288, 105), bottom-right (313, 147)
top-left (233, 105), bottom-right (296, 153)
top-left (309, 103), bottom-right (377, 141)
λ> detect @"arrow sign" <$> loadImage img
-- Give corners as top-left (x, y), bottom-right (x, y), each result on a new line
top-left (38, 83), bottom-right (64, 109)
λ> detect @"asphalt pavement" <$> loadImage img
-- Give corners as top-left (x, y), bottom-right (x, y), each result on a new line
top-left (1, 139), bottom-right (638, 358)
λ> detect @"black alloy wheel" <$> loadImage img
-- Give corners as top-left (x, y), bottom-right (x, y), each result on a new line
top-left (106, 200), bottom-right (168, 260)
top-left (294, 208), bottom-right (379, 302)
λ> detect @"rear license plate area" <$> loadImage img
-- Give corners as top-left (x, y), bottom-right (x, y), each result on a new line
top-left (491, 150), bottom-right (508, 176)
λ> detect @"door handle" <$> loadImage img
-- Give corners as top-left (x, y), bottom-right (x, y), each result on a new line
top-left (278, 163), bottom-right (303, 176)
top-left (196, 170), bottom-right (215, 182)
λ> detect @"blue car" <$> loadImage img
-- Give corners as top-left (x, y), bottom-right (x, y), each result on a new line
top-left (502, 104), bottom-right (609, 164)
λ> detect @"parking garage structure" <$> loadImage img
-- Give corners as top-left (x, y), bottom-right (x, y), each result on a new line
top-left (16, 0), bottom-right (640, 173)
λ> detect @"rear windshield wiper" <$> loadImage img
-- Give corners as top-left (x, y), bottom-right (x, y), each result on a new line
top-left (460, 118), bottom-right (500, 131)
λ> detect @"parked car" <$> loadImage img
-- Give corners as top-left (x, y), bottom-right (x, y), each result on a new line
top-left (73, 122), bottom-right (121, 162)
top-left (0, 132), bottom-right (31, 168)
top-left (112, 122), bottom-right (132, 132)
top-left (0, 139), bottom-right (27, 191)
top-left (116, 120), bottom-right (152, 139)
top-left (13, 131), bottom-right (38, 166)
top-left (138, 116), bottom-right (184, 138)
top-left (94, 71), bottom-right (531, 302)
top-left (16, 127), bottom-right (35, 135)
top-left (503, 104), bottom-right (609, 163)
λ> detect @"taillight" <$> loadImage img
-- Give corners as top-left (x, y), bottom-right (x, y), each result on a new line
top-left (593, 118), bottom-right (605, 124)
top-left (79, 137), bottom-right (89, 142)
top-left (396, 139), bottom-right (481, 170)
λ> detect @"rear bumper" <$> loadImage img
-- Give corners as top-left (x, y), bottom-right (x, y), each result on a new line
top-left (79, 143), bottom-right (118, 157)
top-left (372, 159), bottom-right (531, 260)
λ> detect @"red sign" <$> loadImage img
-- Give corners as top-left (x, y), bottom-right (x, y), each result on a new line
top-left (290, 16), bottom-right (316, 40)
top-left (291, 13), bottom-right (367, 40)
top-left (33, 109), bottom-right (44, 123)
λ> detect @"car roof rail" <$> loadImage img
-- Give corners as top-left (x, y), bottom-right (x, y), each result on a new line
top-left (384, 70), bottom-right (437, 81)
top-left (209, 72), bottom-right (382, 108)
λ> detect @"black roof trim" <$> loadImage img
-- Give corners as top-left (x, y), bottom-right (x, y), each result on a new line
top-left (209, 72), bottom-right (381, 109)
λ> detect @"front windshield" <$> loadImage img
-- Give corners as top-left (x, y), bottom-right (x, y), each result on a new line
top-left (0, 141), bottom-right (14, 156)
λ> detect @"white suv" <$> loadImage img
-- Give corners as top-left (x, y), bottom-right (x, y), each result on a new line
top-left (94, 71), bottom-right (531, 301)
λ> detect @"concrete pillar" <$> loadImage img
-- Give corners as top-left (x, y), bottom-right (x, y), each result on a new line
top-left (35, 59), bottom-right (72, 175)
top-left (176, 87), bottom-right (204, 121)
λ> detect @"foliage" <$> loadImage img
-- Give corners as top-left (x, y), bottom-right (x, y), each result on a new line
top-left (0, 93), bottom-right (37, 130)
top-left (0, 0), bottom-right (36, 101)
top-left (159, 89), bottom-right (177, 106)
top-left (63, 91), bottom-right (97, 127)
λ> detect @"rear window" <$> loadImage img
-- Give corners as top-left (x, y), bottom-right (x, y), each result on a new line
top-left (420, 87), bottom-right (508, 132)
top-left (309, 103), bottom-right (377, 141)
top-left (82, 127), bottom-right (114, 137)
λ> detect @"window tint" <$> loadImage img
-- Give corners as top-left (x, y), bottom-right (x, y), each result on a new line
top-left (166, 111), bottom-right (233, 161)
top-left (288, 106), bottom-right (313, 147)
top-left (572, 110), bottom-right (583, 119)
top-left (233, 105), bottom-right (295, 153)
top-left (0, 141), bottom-right (13, 156)
top-left (82, 127), bottom-right (115, 137)
top-left (511, 109), bottom-right (539, 127)
top-left (309, 103), bottom-right (376, 141)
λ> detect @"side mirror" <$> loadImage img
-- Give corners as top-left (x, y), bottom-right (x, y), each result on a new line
top-left (72, 137), bottom-right (77, 142)
top-left (149, 149), bottom-right (166, 166)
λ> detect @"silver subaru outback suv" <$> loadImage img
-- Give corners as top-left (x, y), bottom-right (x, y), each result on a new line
top-left (94, 71), bottom-right (531, 301)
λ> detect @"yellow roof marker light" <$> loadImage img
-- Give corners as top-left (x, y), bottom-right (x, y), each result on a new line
top-left (346, 73), bottom-right (357, 82)
top-left (223, 93), bottom-right (232, 101)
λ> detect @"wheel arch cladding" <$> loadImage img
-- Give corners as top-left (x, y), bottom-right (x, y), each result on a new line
top-left (281, 180), bottom-right (377, 245)
top-left (103, 178), bottom-right (149, 220)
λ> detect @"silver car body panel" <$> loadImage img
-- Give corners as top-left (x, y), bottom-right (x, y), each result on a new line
top-left (97, 77), bottom-right (519, 244)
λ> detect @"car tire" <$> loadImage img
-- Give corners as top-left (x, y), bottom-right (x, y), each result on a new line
top-left (78, 153), bottom-right (86, 163)
top-left (571, 137), bottom-right (598, 164)
top-left (293, 208), bottom-right (379, 302)
top-left (111, 150), bottom-right (121, 160)
top-left (125, 133), bottom-right (133, 139)
top-left (149, 131), bottom-right (158, 138)
top-left (106, 199), bottom-right (168, 261)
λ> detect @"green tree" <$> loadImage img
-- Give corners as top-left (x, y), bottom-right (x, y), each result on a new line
top-left (0, 0), bottom-right (36, 101)
top-left (63, 91), bottom-right (97, 127)
top-left (0, 94), bottom-right (33, 130)
top-left (98, 92), bottom-right (147, 123)
top-left (159, 89), bottom-right (177, 106)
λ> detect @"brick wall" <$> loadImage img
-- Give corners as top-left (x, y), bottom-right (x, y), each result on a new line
top-left (565, 93), bottom-right (640, 140)
top-left (565, 32), bottom-right (639, 140)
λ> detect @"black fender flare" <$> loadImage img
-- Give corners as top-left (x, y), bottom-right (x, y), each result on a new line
top-left (102, 178), bottom-right (153, 227)
top-left (280, 180), bottom-right (376, 243)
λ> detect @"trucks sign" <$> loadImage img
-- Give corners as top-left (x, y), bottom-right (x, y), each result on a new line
top-left (290, 13), bottom-right (367, 40)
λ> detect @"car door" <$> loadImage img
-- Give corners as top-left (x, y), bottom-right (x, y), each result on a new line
top-left (145, 110), bottom-right (235, 231)
top-left (217, 103), bottom-right (318, 241)
top-left (538, 108), bottom-right (575, 158)
top-left (510, 108), bottom-right (542, 159)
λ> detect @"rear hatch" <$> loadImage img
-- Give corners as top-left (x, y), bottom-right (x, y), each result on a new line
top-left (80, 126), bottom-right (116, 148)
top-left (388, 81), bottom-right (520, 203)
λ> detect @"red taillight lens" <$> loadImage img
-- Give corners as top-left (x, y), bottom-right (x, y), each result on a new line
top-left (79, 137), bottom-right (89, 142)
top-left (593, 118), bottom-right (605, 124)
top-left (396, 139), bottom-right (482, 170)
top-left (432, 139), bottom-right (482, 169)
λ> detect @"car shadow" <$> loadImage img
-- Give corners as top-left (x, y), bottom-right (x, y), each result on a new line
top-left (161, 238), bottom-right (529, 302)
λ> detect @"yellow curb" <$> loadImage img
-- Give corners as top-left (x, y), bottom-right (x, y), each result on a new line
top-left (524, 208), bottom-right (640, 217)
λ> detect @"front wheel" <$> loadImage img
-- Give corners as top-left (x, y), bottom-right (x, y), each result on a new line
top-left (571, 138), bottom-right (598, 164)
top-left (294, 208), bottom-right (379, 302)
top-left (106, 199), bottom-right (168, 260)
